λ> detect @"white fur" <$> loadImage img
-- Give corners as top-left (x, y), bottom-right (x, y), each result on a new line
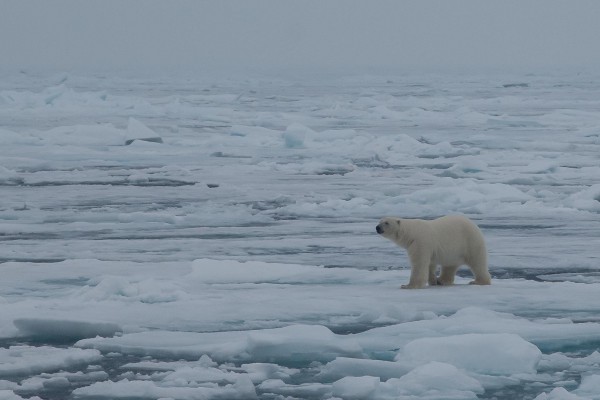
top-left (376, 215), bottom-right (491, 289)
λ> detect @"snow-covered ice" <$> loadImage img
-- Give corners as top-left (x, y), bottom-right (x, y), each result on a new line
top-left (1, 71), bottom-right (600, 399)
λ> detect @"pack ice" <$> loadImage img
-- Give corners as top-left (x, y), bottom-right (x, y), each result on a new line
top-left (1, 72), bottom-right (600, 399)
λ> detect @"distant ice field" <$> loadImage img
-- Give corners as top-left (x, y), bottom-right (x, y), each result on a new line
top-left (1, 71), bottom-right (600, 399)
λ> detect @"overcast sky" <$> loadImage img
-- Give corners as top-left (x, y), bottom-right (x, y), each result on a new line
top-left (2, 0), bottom-right (600, 75)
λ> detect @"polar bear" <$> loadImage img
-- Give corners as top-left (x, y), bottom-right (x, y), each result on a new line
top-left (376, 215), bottom-right (491, 289)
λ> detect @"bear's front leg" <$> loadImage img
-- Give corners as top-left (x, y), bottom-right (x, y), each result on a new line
top-left (401, 270), bottom-right (428, 288)
top-left (428, 263), bottom-right (439, 286)
top-left (402, 245), bottom-right (430, 289)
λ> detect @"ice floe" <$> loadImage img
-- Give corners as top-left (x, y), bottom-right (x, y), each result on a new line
top-left (1, 71), bottom-right (600, 399)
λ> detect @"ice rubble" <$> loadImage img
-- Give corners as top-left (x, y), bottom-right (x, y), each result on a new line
top-left (64, 258), bottom-right (600, 399)
top-left (575, 375), bottom-right (600, 398)
top-left (75, 324), bottom-right (364, 363)
top-left (566, 184), bottom-right (600, 213)
top-left (399, 333), bottom-right (542, 375)
top-left (0, 391), bottom-right (41, 400)
top-left (71, 377), bottom-right (257, 400)
top-left (1, 116), bottom-right (161, 148)
top-left (0, 258), bottom-right (599, 399)
top-left (73, 300), bottom-right (599, 369)
top-left (0, 347), bottom-right (101, 377)
top-left (2, 73), bottom-right (600, 399)
top-left (125, 117), bottom-right (163, 145)
top-left (283, 122), bottom-right (313, 148)
top-left (0, 166), bottom-right (23, 185)
top-left (534, 379), bottom-right (600, 400)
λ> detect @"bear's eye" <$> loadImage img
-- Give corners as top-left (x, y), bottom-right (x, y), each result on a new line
top-left (384, 221), bottom-right (389, 226)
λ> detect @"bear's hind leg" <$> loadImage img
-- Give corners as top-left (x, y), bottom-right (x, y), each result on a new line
top-left (467, 248), bottom-right (491, 285)
top-left (439, 265), bottom-right (459, 285)
top-left (468, 272), bottom-right (492, 285)
top-left (468, 263), bottom-right (492, 285)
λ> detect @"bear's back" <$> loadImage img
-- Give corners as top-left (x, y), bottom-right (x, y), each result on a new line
top-left (428, 215), bottom-right (485, 250)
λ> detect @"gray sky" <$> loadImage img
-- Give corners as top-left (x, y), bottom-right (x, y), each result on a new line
top-left (2, 0), bottom-right (600, 74)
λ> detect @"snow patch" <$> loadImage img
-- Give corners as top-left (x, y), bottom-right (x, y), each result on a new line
top-left (398, 333), bottom-right (542, 375)
top-left (72, 275), bottom-right (188, 303)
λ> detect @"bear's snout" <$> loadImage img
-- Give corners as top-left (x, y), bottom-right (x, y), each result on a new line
top-left (376, 224), bottom-right (383, 234)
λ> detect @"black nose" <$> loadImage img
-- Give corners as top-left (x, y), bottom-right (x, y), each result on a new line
top-left (376, 224), bottom-right (383, 234)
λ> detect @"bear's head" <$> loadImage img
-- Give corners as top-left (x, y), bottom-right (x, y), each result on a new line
top-left (376, 217), bottom-right (401, 240)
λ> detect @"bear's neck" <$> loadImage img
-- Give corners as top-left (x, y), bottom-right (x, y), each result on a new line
top-left (394, 221), bottom-right (415, 249)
